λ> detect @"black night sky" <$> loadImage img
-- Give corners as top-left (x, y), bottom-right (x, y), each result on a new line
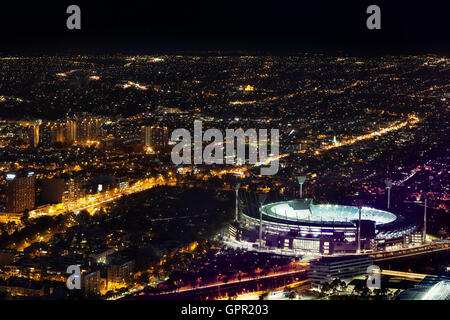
top-left (1, 0), bottom-right (449, 54)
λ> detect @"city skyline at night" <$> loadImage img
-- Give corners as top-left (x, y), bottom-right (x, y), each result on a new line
top-left (0, 1), bottom-right (448, 308)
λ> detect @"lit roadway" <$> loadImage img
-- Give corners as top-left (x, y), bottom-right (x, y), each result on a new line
top-left (28, 175), bottom-right (175, 219)
top-left (213, 114), bottom-right (421, 176)
top-left (27, 169), bottom-right (246, 219)
top-left (127, 267), bottom-right (309, 300)
top-left (368, 242), bottom-right (450, 262)
top-left (317, 114), bottom-right (420, 153)
top-left (380, 270), bottom-right (427, 280)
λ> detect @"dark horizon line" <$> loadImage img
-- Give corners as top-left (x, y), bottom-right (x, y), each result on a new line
top-left (2, 42), bottom-right (450, 57)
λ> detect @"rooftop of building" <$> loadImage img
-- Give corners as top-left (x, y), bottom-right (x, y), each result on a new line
top-left (311, 255), bottom-right (373, 265)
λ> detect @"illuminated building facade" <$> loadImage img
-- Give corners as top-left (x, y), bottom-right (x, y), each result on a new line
top-left (309, 255), bottom-right (374, 287)
top-left (107, 257), bottom-right (135, 290)
top-left (141, 125), bottom-right (169, 151)
top-left (38, 122), bottom-right (68, 146)
top-left (28, 125), bottom-right (39, 148)
top-left (66, 120), bottom-right (77, 143)
top-left (81, 270), bottom-right (101, 296)
top-left (76, 117), bottom-right (103, 143)
top-left (5, 171), bottom-right (35, 213)
top-left (40, 176), bottom-right (83, 205)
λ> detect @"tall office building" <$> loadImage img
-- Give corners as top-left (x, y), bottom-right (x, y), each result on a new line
top-left (38, 121), bottom-right (67, 147)
top-left (38, 122), bottom-right (52, 147)
top-left (76, 116), bottom-right (103, 142)
top-left (81, 270), bottom-right (101, 297)
top-left (41, 176), bottom-right (83, 205)
top-left (5, 171), bottom-right (35, 213)
top-left (141, 125), bottom-right (169, 151)
top-left (28, 125), bottom-right (39, 148)
top-left (66, 120), bottom-right (77, 143)
top-left (50, 123), bottom-right (66, 145)
top-left (141, 126), bottom-right (151, 147)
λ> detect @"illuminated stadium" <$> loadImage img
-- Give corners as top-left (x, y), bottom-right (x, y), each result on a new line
top-left (260, 200), bottom-right (396, 225)
top-left (229, 199), bottom-right (417, 256)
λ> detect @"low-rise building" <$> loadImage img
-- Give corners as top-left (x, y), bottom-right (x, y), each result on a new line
top-left (308, 255), bottom-right (373, 287)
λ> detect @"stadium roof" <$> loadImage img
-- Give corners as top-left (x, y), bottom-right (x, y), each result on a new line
top-left (396, 275), bottom-right (450, 300)
top-left (258, 199), bottom-right (396, 226)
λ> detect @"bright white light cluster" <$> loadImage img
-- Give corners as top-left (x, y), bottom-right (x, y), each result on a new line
top-left (263, 200), bottom-right (396, 226)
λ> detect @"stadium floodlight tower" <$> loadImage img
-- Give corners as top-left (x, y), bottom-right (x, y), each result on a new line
top-left (257, 193), bottom-right (267, 248)
top-left (354, 199), bottom-right (364, 254)
top-left (235, 182), bottom-right (241, 221)
top-left (422, 176), bottom-right (433, 243)
top-left (423, 192), bottom-right (428, 244)
top-left (297, 176), bottom-right (307, 199)
top-left (384, 178), bottom-right (392, 209)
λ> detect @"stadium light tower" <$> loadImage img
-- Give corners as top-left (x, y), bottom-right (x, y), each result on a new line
top-left (422, 176), bottom-right (433, 244)
top-left (297, 176), bottom-right (306, 199)
top-left (354, 199), bottom-right (364, 254)
top-left (384, 178), bottom-right (392, 209)
top-left (423, 192), bottom-right (427, 244)
top-left (257, 193), bottom-right (267, 247)
top-left (235, 182), bottom-right (241, 221)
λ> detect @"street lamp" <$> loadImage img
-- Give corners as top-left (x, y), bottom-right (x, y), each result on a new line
top-left (297, 176), bottom-right (306, 199)
top-left (257, 193), bottom-right (267, 248)
top-left (354, 199), bottom-right (364, 254)
top-left (384, 178), bottom-right (392, 209)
